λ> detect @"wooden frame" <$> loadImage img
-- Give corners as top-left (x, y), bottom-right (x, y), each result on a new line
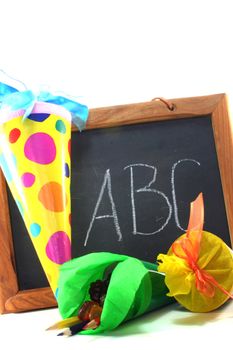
top-left (0, 93), bottom-right (232, 313)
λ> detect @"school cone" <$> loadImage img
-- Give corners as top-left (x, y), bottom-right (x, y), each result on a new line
top-left (0, 83), bottom-right (88, 295)
top-left (57, 252), bottom-right (174, 334)
top-left (157, 193), bottom-right (233, 312)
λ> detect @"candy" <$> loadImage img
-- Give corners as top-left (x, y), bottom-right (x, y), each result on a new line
top-left (88, 304), bottom-right (102, 321)
top-left (78, 301), bottom-right (98, 321)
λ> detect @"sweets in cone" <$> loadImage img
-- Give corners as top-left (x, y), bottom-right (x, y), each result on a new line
top-left (47, 277), bottom-right (106, 335)
top-left (56, 301), bottom-right (102, 336)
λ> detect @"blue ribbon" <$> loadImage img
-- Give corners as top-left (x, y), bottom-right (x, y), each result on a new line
top-left (0, 82), bottom-right (89, 130)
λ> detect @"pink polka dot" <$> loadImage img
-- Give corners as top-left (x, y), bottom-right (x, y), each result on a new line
top-left (24, 132), bottom-right (56, 164)
top-left (21, 172), bottom-right (35, 187)
top-left (46, 231), bottom-right (71, 264)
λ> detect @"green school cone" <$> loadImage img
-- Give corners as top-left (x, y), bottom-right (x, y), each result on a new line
top-left (57, 252), bottom-right (174, 334)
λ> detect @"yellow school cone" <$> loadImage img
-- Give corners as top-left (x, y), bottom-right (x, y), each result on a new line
top-left (0, 90), bottom-right (88, 296)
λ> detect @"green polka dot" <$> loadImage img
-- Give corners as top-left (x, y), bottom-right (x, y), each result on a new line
top-left (55, 120), bottom-right (66, 134)
top-left (30, 223), bottom-right (41, 237)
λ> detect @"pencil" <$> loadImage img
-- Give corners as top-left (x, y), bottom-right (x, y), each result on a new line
top-left (57, 320), bottom-right (89, 336)
top-left (46, 316), bottom-right (81, 330)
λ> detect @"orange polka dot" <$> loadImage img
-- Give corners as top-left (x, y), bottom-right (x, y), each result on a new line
top-left (38, 182), bottom-right (67, 212)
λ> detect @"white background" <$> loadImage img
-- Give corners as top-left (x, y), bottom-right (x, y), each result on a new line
top-left (0, 1), bottom-right (233, 349)
top-left (1, 0), bottom-right (233, 110)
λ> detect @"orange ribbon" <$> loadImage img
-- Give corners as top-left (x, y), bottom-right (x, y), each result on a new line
top-left (172, 193), bottom-right (233, 299)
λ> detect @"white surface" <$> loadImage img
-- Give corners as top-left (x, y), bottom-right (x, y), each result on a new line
top-left (0, 301), bottom-right (232, 350)
top-left (0, 1), bottom-right (233, 349)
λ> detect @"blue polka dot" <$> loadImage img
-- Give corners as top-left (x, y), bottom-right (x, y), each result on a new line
top-left (16, 200), bottom-right (24, 217)
top-left (30, 223), bottom-right (41, 237)
top-left (28, 113), bottom-right (50, 122)
top-left (64, 163), bottom-right (70, 177)
top-left (0, 153), bottom-right (17, 182)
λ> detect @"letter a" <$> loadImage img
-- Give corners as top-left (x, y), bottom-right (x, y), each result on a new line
top-left (84, 169), bottom-right (122, 246)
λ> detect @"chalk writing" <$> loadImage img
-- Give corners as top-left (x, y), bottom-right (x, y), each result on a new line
top-left (124, 164), bottom-right (172, 235)
top-left (84, 169), bottom-right (122, 246)
top-left (171, 159), bottom-right (201, 231)
top-left (84, 159), bottom-right (201, 245)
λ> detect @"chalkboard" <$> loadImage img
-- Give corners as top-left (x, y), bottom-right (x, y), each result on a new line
top-left (71, 115), bottom-right (231, 256)
top-left (1, 94), bottom-right (233, 313)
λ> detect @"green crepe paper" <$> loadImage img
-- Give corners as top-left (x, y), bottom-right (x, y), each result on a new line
top-left (57, 252), bottom-right (173, 334)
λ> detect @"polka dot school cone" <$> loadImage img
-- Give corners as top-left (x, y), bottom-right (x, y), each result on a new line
top-left (157, 193), bottom-right (233, 312)
top-left (0, 82), bottom-right (88, 295)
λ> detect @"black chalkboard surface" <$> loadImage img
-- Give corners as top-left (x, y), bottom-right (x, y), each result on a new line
top-left (8, 115), bottom-right (231, 290)
top-left (1, 94), bottom-right (233, 313)
top-left (7, 187), bottom-right (49, 290)
top-left (71, 116), bottom-right (231, 258)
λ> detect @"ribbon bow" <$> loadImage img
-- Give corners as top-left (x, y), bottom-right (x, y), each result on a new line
top-left (0, 81), bottom-right (89, 130)
top-left (172, 193), bottom-right (233, 299)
